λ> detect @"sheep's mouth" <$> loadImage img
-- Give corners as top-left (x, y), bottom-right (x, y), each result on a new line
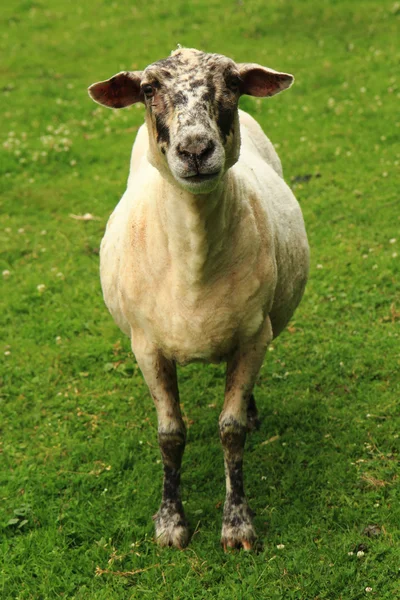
top-left (182, 171), bottom-right (220, 184)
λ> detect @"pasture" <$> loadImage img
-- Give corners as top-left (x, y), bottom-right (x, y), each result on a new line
top-left (1, 0), bottom-right (399, 597)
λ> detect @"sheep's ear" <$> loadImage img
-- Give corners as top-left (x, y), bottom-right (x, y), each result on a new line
top-left (237, 63), bottom-right (294, 97)
top-left (88, 71), bottom-right (143, 108)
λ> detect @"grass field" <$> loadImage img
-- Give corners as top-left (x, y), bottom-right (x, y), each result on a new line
top-left (1, 0), bottom-right (400, 598)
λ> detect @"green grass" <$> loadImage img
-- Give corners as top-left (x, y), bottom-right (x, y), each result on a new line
top-left (1, 0), bottom-right (400, 598)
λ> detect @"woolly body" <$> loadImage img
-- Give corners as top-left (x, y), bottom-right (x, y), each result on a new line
top-left (100, 110), bottom-right (308, 365)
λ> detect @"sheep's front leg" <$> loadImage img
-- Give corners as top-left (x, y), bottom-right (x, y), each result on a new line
top-left (220, 316), bottom-right (273, 551)
top-left (131, 336), bottom-right (189, 548)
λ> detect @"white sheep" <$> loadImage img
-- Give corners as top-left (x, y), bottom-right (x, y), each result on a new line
top-left (89, 47), bottom-right (309, 551)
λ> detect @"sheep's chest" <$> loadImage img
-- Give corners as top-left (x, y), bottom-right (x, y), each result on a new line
top-left (118, 255), bottom-right (273, 365)
top-left (101, 179), bottom-right (276, 365)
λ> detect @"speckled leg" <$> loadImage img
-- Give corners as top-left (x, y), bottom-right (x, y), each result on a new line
top-left (220, 317), bottom-right (272, 551)
top-left (154, 426), bottom-right (188, 549)
top-left (131, 335), bottom-right (189, 548)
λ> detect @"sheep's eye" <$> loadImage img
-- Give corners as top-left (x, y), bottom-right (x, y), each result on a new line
top-left (228, 76), bottom-right (241, 93)
top-left (142, 84), bottom-right (154, 98)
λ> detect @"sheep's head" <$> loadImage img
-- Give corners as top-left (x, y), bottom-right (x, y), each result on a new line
top-left (89, 48), bottom-right (293, 194)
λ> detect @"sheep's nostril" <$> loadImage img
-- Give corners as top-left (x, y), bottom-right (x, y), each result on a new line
top-left (176, 144), bottom-right (191, 158)
top-left (177, 140), bottom-right (215, 163)
top-left (198, 140), bottom-right (215, 161)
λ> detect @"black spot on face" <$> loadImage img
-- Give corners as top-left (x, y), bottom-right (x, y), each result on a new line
top-left (173, 90), bottom-right (188, 106)
top-left (217, 100), bottom-right (235, 142)
top-left (155, 114), bottom-right (170, 146)
top-left (190, 78), bottom-right (204, 89)
top-left (205, 75), bottom-right (216, 101)
top-left (160, 69), bottom-right (173, 79)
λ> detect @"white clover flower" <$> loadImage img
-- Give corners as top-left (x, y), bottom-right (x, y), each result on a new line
top-left (2, 270), bottom-right (10, 278)
top-left (389, 238), bottom-right (396, 244)
top-left (357, 550), bottom-right (365, 557)
top-left (37, 284), bottom-right (46, 293)
top-left (276, 544), bottom-right (285, 550)
top-left (365, 587), bottom-right (372, 593)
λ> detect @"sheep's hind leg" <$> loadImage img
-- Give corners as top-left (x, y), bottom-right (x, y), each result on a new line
top-left (131, 335), bottom-right (189, 548)
top-left (220, 317), bottom-right (272, 551)
top-left (247, 394), bottom-right (261, 432)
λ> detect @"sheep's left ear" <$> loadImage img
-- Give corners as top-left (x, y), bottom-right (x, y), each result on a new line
top-left (88, 71), bottom-right (143, 108)
top-left (237, 64), bottom-right (294, 97)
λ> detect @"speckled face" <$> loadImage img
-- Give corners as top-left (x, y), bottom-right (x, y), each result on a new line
top-left (89, 48), bottom-right (294, 193)
top-left (141, 48), bottom-right (241, 193)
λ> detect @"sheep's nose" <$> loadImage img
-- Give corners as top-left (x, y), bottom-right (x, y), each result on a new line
top-left (176, 139), bottom-right (215, 163)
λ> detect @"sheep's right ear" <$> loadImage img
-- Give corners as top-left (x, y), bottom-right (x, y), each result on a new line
top-left (88, 71), bottom-right (143, 108)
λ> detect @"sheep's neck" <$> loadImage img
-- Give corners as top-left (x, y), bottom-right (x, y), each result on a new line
top-left (158, 173), bottom-right (239, 288)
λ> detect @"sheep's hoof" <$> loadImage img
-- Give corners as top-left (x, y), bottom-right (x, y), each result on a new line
top-left (247, 394), bottom-right (261, 432)
top-left (153, 501), bottom-right (190, 549)
top-left (221, 502), bottom-right (256, 551)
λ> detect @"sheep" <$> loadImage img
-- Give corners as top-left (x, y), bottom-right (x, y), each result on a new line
top-left (88, 47), bottom-right (309, 551)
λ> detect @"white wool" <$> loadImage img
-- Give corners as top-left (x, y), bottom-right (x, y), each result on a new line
top-left (100, 108), bottom-right (309, 366)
